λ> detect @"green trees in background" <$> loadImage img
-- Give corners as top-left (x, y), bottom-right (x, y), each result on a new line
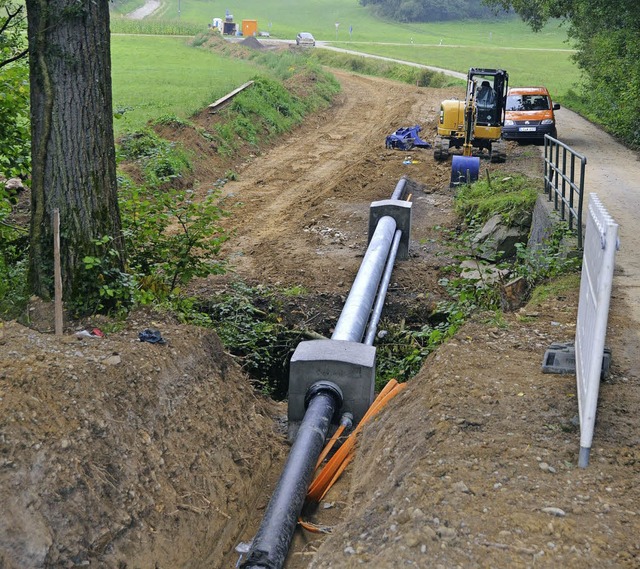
top-left (359, 0), bottom-right (497, 22)
top-left (485, 0), bottom-right (640, 146)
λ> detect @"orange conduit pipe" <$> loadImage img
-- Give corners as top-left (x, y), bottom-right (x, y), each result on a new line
top-left (305, 379), bottom-right (406, 504)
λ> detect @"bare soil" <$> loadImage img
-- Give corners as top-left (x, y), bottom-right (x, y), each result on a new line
top-left (2, 69), bottom-right (639, 569)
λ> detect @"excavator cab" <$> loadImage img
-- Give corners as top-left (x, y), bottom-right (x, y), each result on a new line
top-left (434, 68), bottom-right (509, 186)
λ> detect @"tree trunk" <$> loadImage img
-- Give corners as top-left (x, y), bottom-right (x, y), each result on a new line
top-left (26, 0), bottom-right (125, 309)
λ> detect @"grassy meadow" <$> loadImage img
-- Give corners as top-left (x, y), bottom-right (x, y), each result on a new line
top-left (110, 35), bottom-right (258, 135)
top-left (337, 42), bottom-right (578, 96)
top-left (109, 0), bottom-right (582, 133)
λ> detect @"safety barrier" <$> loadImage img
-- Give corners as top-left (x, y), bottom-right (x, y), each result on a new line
top-left (543, 135), bottom-right (587, 249)
top-left (575, 194), bottom-right (619, 468)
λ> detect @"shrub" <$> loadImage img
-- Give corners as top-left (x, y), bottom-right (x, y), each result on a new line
top-left (0, 62), bottom-right (31, 179)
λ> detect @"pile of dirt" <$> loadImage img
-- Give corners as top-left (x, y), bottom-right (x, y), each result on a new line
top-left (0, 312), bottom-right (288, 568)
top-left (1, 71), bottom-right (639, 569)
top-left (240, 36), bottom-right (266, 50)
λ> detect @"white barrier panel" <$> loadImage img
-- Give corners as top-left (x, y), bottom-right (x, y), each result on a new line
top-left (575, 193), bottom-right (619, 468)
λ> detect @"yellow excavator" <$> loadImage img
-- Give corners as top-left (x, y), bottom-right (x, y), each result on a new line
top-left (433, 68), bottom-right (509, 186)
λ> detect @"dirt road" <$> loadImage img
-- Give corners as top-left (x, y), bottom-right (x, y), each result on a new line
top-left (125, 0), bottom-right (160, 20)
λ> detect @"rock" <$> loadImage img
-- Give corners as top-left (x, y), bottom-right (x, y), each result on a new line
top-left (472, 213), bottom-right (530, 261)
top-left (452, 481), bottom-right (471, 494)
top-left (459, 259), bottom-right (509, 286)
top-left (5, 177), bottom-right (25, 193)
top-left (542, 507), bottom-right (566, 517)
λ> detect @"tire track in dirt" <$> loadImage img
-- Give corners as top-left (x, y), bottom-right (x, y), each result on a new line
top-left (215, 72), bottom-right (443, 291)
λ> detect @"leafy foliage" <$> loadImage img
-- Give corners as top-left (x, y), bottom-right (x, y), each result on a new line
top-left (198, 282), bottom-right (310, 398)
top-left (117, 129), bottom-right (192, 186)
top-left (0, 61), bottom-right (30, 179)
top-left (0, 185), bottom-right (28, 317)
top-left (513, 222), bottom-right (581, 286)
top-left (359, 0), bottom-right (498, 22)
top-left (119, 178), bottom-right (228, 294)
top-left (374, 316), bottom-right (462, 389)
top-left (71, 176), bottom-right (229, 316)
top-left (0, 0), bottom-right (28, 68)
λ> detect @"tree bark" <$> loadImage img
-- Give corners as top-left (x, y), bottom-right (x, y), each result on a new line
top-left (26, 0), bottom-right (125, 308)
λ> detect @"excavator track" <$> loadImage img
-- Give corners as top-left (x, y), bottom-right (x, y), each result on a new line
top-left (490, 139), bottom-right (507, 163)
top-left (433, 135), bottom-right (450, 162)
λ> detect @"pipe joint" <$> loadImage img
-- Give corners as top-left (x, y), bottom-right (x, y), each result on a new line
top-left (304, 380), bottom-right (343, 411)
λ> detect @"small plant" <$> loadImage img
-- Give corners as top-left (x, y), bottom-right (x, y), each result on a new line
top-left (282, 285), bottom-right (308, 296)
top-left (73, 235), bottom-right (133, 316)
top-left (0, 184), bottom-right (29, 317)
top-left (153, 114), bottom-right (193, 128)
top-left (118, 177), bottom-right (229, 297)
top-left (0, 62), bottom-right (31, 180)
top-left (117, 129), bottom-right (164, 160)
top-left (374, 315), bottom-right (462, 390)
top-left (513, 222), bottom-right (581, 287)
top-left (198, 282), bottom-right (306, 398)
top-left (454, 173), bottom-right (538, 226)
top-left (117, 129), bottom-right (192, 186)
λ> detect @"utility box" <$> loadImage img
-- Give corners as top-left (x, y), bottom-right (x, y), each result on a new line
top-left (242, 19), bottom-right (258, 37)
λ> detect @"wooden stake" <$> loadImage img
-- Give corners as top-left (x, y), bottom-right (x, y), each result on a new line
top-left (53, 209), bottom-right (63, 335)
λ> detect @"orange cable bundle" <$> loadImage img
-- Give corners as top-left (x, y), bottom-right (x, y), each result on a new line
top-left (305, 379), bottom-right (406, 504)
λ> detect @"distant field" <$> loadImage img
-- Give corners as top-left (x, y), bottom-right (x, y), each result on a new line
top-left (108, 0), bottom-right (581, 130)
top-left (119, 0), bottom-right (569, 49)
top-left (110, 35), bottom-right (258, 135)
top-left (337, 42), bottom-right (579, 98)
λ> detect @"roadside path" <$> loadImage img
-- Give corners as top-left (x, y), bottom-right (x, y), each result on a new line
top-left (126, 0), bottom-right (160, 19)
top-left (555, 107), bottom-right (640, 375)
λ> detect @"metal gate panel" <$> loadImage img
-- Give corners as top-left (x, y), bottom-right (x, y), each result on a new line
top-left (575, 193), bottom-right (618, 467)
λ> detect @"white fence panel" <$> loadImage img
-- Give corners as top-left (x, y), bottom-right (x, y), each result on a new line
top-left (575, 193), bottom-right (619, 468)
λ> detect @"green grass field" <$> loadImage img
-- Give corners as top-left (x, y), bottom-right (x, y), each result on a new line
top-left (109, 0), bottom-right (582, 132)
top-left (120, 0), bottom-right (568, 49)
top-left (110, 35), bottom-right (258, 135)
top-left (337, 42), bottom-right (579, 97)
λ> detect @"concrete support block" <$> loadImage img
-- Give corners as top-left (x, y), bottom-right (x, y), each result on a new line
top-left (368, 200), bottom-right (412, 260)
top-left (288, 339), bottom-right (376, 439)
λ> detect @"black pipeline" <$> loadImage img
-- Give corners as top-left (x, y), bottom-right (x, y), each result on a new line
top-left (240, 382), bottom-right (343, 569)
top-left (240, 176), bottom-right (411, 569)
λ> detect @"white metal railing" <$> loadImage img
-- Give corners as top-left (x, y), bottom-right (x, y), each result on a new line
top-left (575, 193), bottom-right (619, 467)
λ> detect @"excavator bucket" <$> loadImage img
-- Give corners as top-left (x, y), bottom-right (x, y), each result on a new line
top-left (450, 155), bottom-right (480, 187)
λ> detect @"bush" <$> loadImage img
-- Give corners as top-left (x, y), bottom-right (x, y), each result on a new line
top-left (0, 62), bottom-right (31, 179)
top-left (117, 129), bottom-right (192, 186)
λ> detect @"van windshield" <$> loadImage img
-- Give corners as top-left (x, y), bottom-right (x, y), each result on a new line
top-left (506, 95), bottom-right (550, 112)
